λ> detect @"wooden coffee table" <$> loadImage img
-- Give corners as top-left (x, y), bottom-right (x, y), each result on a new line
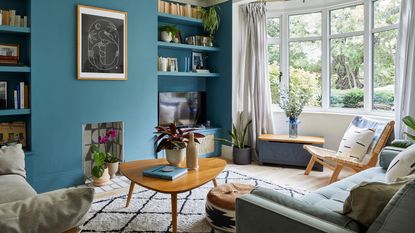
top-left (120, 158), bottom-right (226, 233)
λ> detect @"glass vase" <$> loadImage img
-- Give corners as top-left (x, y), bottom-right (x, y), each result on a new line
top-left (288, 117), bottom-right (299, 138)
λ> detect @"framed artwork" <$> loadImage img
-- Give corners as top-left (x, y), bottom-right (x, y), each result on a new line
top-left (168, 58), bottom-right (178, 72)
top-left (0, 82), bottom-right (7, 109)
top-left (77, 5), bottom-right (128, 80)
top-left (192, 52), bottom-right (203, 71)
top-left (0, 44), bottom-right (19, 64)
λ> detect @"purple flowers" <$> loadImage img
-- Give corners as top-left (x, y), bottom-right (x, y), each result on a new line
top-left (98, 128), bottom-right (117, 144)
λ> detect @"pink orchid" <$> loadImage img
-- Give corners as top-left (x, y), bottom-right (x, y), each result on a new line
top-left (98, 136), bottom-right (108, 144)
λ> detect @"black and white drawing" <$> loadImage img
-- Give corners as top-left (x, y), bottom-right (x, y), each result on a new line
top-left (192, 52), bottom-right (203, 71)
top-left (78, 5), bottom-right (127, 80)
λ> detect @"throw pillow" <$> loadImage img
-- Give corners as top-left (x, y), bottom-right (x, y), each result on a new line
top-left (385, 144), bottom-right (415, 183)
top-left (342, 180), bottom-right (408, 227)
top-left (0, 144), bottom-right (26, 178)
top-left (337, 125), bottom-right (375, 161)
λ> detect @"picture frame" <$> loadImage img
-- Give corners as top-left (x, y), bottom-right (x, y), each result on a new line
top-left (0, 44), bottom-right (19, 64)
top-left (0, 122), bottom-right (26, 147)
top-left (77, 5), bottom-right (128, 80)
top-left (168, 58), bottom-right (178, 72)
top-left (192, 52), bottom-right (203, 71)
top-left (0, 82), bottom-right (7, 109)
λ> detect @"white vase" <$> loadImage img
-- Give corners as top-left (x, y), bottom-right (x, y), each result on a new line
top-left (159, 57), bottom-right (168, 71)
top-left (92, 168), bottom-right (110, 187)
top-left (160, 31), bottom-right (172, 42)
top-left (165, 148), bottom-right (186, 166)
top-left (186, 133), bottom-right (199, 170)
top-left (107, 162), bottom-right (119, 179)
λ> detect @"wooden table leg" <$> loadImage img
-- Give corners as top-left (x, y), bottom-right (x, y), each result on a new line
top-left (125, 182), bottom-right (135, 207)
top-left (171, 193), bottom-right (178, 233)
top-left (212, 178), bottom-right (218, 187)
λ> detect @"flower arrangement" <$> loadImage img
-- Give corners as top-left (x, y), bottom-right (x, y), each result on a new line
top-left (154, 123), bottom-right (205, 153)
top-left (279, 88), bottom-right (311, 120)
top-left (92, 128), bottom-right (119, 178)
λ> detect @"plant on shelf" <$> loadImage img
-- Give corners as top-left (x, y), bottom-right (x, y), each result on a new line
top-left (159, 25), bottom-right (180, 43)
top-left (403, 116), bottom-right (415, 141)
top-left (154, 123), bottom-right (204, 166)
top-left (217, 112), bottom-right (252, 165)
top-left (200, 6), bottom-right (220, 46)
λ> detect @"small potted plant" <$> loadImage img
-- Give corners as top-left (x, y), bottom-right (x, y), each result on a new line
top-left (200, 6), bottom-right (220, 46)
top-left (218, 113), bottom-right (252, 165)
top-left (91, 148), bottom-right (110, 186)
top-left (154, 123), bottom-right (204, 166)
top-left (159, 25), bottom-right (180, 43)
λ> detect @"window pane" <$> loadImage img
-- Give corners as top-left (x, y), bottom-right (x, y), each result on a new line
top-left (289, 13), bottom-right (321, 38)
top-left (267, 18), bottom-right (280, 39)
top-left (374, 0), bottom-right (401, 28)
top-left (268, 44), bottom-right (280, 104)
top-left (330, 36), bottom-right (364, 108)
top-left (330, 5), bottom-right (364, 34)
top-left (290, 41), bottom-right (322, 107)
top-left (373, 29), bottom-right (398, 111)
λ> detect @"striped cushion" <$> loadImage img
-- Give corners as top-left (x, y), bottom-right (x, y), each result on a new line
top-left (386, 145), bottom-right (415, 183)
top-left (337, 125), bottom-right (375, 161)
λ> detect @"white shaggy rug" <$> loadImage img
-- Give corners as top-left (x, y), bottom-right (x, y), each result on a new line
top-left (81, 170), bottom-right (306, 233)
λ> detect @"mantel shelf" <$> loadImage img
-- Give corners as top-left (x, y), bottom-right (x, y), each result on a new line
top-left (158, 41), bottom-right (220, 52)
top-left (0, 66), bottom-right (31, 73)
top-left (0, 109), bottom-right (31, 116)
top-left (158, 13), bottom-right (202, 26)
top-left (0, 25), bottom-right (30, 34)
top-left (158, 72), bottom-right (220, 78)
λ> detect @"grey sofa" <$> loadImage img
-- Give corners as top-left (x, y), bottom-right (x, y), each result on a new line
top-left (236, 142), bottom-right (415, 233)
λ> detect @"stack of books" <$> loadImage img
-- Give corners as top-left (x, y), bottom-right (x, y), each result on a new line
top-left (157, 0), bottom-right (202, 19)
top-left (0, 9), bottom-right (28, 28)
top-left (143, 165), bottom-right (188, 180)
top-left (14, 82), bottom-right (29, 109)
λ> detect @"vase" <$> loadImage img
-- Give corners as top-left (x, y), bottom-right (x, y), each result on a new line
top-left (288, 117), bottom-right (299, 138)
top-left (107, 162), bottom-right (119, 179)
top-left (92, 168), bottom-right (110, 187)
top-left (166, 148), bottom-right (186, 166)
top-left (233, 147), bottom-right (251, 165)
top-left (160, 31), bottom-right (172, 42)
top-left (186, 133), bottom-right (199, 170)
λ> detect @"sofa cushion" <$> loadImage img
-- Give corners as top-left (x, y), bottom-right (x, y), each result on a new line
top-left (0, 187), bottom-right (94, 233)
top-left (379, 146), bottom-right (404, 170)
top-left (0, 174), bottom-right (36, 204)
top-left (386, 144), bottom-right (415, 183)
top-left (0, 144), bottom-right (26, 178)
top-left (337, 125), bottom-right (375, 161)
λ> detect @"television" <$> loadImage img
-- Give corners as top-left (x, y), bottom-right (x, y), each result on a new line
top-left (158, 92), bottom-right (206, 128)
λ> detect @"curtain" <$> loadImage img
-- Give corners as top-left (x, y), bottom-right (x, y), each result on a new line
top-left (395, 0), bottom-right (415, 138)
top-left (235, 3), bottom-right (275, 158)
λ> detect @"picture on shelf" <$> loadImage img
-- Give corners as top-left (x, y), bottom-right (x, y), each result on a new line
top-left (0, 122), bottom-right (26, 147)
top-left (77, 5), bottom-right (128, 80)
top-left (192, 52), bottom-right (203, 71)
top-left (169, 58), bottom-right (178, 72)
top-left (0, 44), bottom-right (19, 64)
top-left (0, 82), bottom-right (7, 109)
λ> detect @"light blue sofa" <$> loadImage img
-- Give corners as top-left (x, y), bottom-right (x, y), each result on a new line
top-left (236, 142), bottom-right (415, 233)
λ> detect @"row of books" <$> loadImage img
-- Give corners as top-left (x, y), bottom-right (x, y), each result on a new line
top-left (14, 82), bottom-right (29, 109)
top-left (158, 0), bottom-right (202, 19)
top-left (0, 9), bottom-right (28, 28)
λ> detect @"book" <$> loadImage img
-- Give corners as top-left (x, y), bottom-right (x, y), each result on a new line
top-left (24, 85), bottom-right (29, 108)
top-left (19, 82), bottom-right (24, 109)
top-left (143, 165), bottom-right (188, 180)
top-left (13, 90), bottom-right (17, 109)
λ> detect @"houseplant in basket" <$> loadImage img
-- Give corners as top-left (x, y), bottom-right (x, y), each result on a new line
top-left (279, 88), bottom-right (310, 138)
top-left (200, 6), bottom-right (220, 46)
top-left (155, 123), bottom-right (205, 166)
top-left (218, 113), bottom-right (252, 165)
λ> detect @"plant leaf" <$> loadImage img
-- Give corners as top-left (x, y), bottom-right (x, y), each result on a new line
top-left (403, 116), bottom-right (415, 131)
top-left (404, 132), bottom-right (415, 141)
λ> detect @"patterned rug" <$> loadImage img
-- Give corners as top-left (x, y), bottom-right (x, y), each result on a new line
top-left (81, 170), bottom-right (306, 233)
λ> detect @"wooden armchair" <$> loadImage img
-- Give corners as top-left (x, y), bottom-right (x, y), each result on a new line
top-left (304, 116), bottom-right (395, 184)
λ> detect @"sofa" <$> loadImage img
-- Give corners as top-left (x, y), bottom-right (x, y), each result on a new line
top-left (236, 141), bottom-right (415, 233)
top-left (0, 144), bottom-right (94, 233)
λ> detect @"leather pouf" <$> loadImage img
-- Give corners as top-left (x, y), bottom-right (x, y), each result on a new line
top-left (206, 183), bottom-right (255, 232)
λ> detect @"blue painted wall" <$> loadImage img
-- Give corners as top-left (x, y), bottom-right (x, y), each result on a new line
top-left (30, 0), bottom-right (158, 192)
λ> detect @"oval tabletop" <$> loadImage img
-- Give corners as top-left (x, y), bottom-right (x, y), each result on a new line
top-left (120, 158), bottom-right (227, 194)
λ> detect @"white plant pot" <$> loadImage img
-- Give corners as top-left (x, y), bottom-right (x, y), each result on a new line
top-left (165, 149), bottom-right (186, 166)
top-left (160, 31), bottom-right (172, 42)
top-left (92, 168), bottom-right (110, 187)
top-left (107, 162), bottom-right (119, 179)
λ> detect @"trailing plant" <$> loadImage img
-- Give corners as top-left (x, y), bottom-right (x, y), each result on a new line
top-left (200, 6), bottom-right (220, 39)
top-left (279, 87), bottom-right (311, 119)
top-left (154, 123), bottom-right (205, 153)
top-left (218, 112), bottom-right (252, 149)
top-left (91, 128), bottom-right (119, 178)
top-left (159, 24), bottom-right (180, 35)
top-left (403, 116), bottom-right (415, 141)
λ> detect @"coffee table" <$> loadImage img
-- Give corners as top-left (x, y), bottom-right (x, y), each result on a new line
top-left (120, 158), bottom-right (227, 233)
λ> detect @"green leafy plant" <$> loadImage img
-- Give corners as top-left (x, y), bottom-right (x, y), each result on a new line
top-left (92, 147), bottom-right (106, 178)
top-left (218, 113), bottom-right (252, 149)
top-left (154, 123), bottom-right (205, 153)
top-left (159, 25), bottom-right (180, 35)
top-left (403, 116), bottom-right (415, 141)
top-left (91, 128), bottom-right (119, 178)
top-left (105, 153), bottom-right (119, 163)
top-left (200, 6), bottom-right (220, 39)
top-left (279, 88), bottom-right (311, 119)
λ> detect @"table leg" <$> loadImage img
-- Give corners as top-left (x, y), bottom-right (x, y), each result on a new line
top-left (125, 182), bottom-right (135, 208)
top-left (171, 193), bottom-right (178, 233)
top-left (212, 178), bottom-right (218, 187)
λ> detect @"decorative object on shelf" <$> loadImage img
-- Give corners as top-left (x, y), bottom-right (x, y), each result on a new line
top-left (158, 57), bottom-right (168, 71)
top-left (159, 24), bottom-right (180, 43)
top-left (0, 82), bottom-right (7, 109)
top-left (0, 9), bottom-right (28, 27)
top-left (279, 88), bottom-right (311, 138)
top-left (200, 6), bottom-right (220, 46)
top-left (158, 57), bottom-right (179, 72)
top-left (12, 82), bottom-right (28, 110)
top-left (192, 52), bottom-right (204, 71)
top-left (217, 112), bottom-right (252, 165)
top-left (402, 116), bottom-right (415, 141)
top-left (0, 44), bottom-right (19, 64)
top-left (154, 123), bottom-right (204, 166)
top-left (0, 121), bottom-right (26, 147)
top-left (77, 5), bottom-right (127, 80)
top-left (186, 132), bottom-right (199, 170)
top-left (185, 35), bottom-right (212, 47)
top-left (169, 57), bottom-right (178, 72)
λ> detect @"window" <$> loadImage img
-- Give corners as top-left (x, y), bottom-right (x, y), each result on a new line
top-left (267, 17), bottom-right (281, 104)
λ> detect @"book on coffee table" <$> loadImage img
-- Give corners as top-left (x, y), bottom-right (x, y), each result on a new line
top-left (143, 165), bottom-right (188, 180)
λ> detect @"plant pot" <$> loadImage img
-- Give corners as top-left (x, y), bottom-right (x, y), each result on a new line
top-left (160, 31), bottom-right (172, 42)
top-left (233, 147), bottom-right (251, 165)
top-left (166, 148), bottom-right (186, 166)
top-left (92, 168), bottom-right (110, 186)
top-left (107, 162), bottom-right (119, 179)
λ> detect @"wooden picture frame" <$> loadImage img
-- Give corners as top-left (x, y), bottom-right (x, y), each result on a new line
top-left (0, 44), bottom-right (19, 64)
top-left (77, 5), bottom-right (128, 80)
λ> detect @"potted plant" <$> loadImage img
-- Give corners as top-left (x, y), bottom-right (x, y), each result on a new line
top-left (91, 148), bottom-right (110, 186)
top-left (159, 25), bottom-right (180, 43)
top-left (218, 113), bottom-right (252, 165)
top-left (279, 88), bottom-right (311, 138)
top-left (154, 123), bottom-right (204, 166)
top-left (200, 6), bottom-right (220, 46)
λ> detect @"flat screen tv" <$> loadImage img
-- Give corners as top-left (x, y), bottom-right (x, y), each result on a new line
top-left (158, 92), bottom-right (206, 128)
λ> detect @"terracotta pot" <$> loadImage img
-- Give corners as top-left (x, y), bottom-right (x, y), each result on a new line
top-left (160, 31), bottom-right (172, 42)
top-left (92, 168), bottom-right (110, 186)
top-left (166, 148), bottom-right (186, 166)
top-left (107, 162), bottom-right (119, 179)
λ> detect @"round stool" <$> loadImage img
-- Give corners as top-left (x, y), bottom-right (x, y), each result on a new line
top-left (205, 183), bottom-right (255, 232)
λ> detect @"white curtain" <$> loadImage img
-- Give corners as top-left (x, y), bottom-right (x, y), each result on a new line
top-left (235, 3), bottom-right (275, 157)
top-left (395, 0), bottom-right (415, 138)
